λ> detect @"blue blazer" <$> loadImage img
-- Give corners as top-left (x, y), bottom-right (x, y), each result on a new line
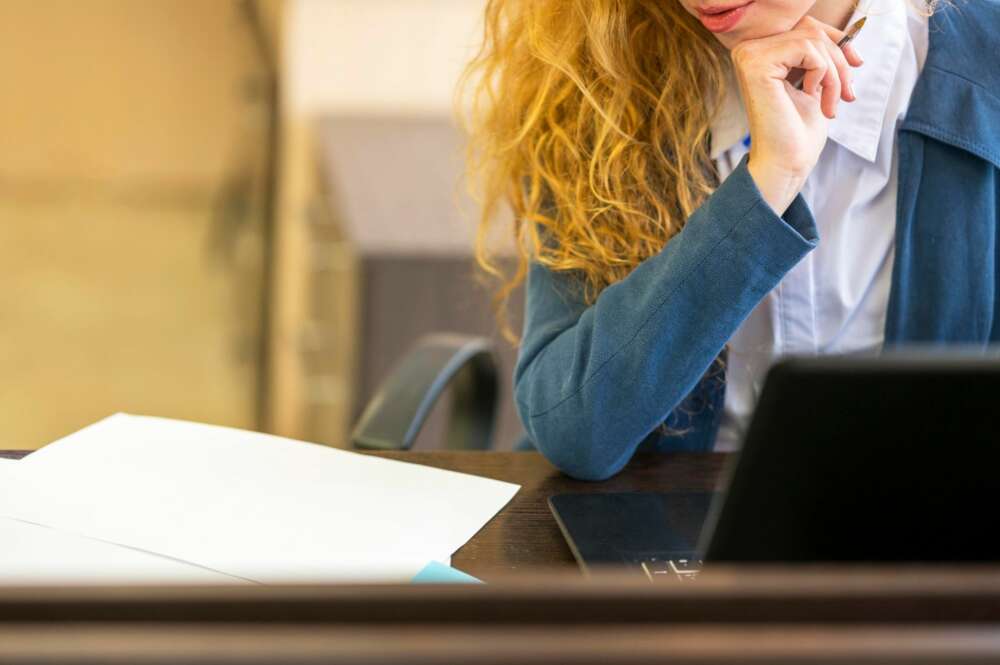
top-left (514, 0), bottom-right (1000, 480)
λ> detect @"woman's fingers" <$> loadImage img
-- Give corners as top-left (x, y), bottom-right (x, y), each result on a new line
top-left (777, 22), bottom-right (859, 117)
top-left (842, 42), bottom-right (864, 67)
top-left (823, 37), bottom-right (855, 102)
top-left (731, 15), bottom-right (864, 120)
top-left (797, 15), bottom-right (861, 101)
top-left (787, 39), bottom-right (830, 92)
top-left (818, 46), bottom-right (842, 117)
top-left (732, 14), bottom-right (867, 204)
top-left (800, 41), bottom-right (841, 118)
top-left (798, 15), bottom-right (861, 63)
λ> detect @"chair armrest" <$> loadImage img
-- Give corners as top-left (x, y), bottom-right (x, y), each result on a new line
top-left (351, 334), bottom-right (499, 451)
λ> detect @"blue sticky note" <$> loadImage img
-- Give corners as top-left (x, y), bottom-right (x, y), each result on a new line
top-left (412, 561), bottom-right (482, 584)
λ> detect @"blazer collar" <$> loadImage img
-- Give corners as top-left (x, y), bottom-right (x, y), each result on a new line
top-left (902, 0), bottom-right (1000, 168)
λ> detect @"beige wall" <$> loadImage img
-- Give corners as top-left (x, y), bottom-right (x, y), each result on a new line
top-left (286, 0), bottom-right (483, 115)
top-left (1, 1), bottom-right (269, 448)
top-left (0, 0), bottom-right (259, 188)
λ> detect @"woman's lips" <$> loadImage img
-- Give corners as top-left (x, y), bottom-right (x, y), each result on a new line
top-left (697, 1), bottom-right (753, 33)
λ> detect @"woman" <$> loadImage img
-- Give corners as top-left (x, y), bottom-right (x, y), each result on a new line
top-left (462, 0), bottom-right (1000, 480)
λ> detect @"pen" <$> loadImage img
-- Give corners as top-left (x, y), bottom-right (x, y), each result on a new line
top-left (793, 15), bottom-right (867, 91)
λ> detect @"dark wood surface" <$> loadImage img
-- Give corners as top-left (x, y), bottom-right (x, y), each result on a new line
top-left (0, 449), bottom-right (728, 582)
top-left (376, 452), bottom-right (729, 580)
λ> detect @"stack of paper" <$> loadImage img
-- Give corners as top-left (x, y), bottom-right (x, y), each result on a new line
top-left (0, 414), bottom-right (518, 584)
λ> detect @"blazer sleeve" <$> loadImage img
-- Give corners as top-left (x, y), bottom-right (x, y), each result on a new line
top-left (514, 158), bottom-right (818, 480)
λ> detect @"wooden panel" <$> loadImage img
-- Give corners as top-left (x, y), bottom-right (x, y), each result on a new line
top-left (2, 564), bottom-right (1000, 625)
top-left (1, 624), bottom-right (1000, 664)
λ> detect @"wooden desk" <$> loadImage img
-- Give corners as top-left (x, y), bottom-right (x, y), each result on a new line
top-left (7, 447), bottom-right (1000, 664)
top-left (0, 450), bottom-right (728, 581)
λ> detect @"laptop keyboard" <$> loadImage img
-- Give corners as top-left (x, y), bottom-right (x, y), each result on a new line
top-left (639, 557), bottom-right (703, 582)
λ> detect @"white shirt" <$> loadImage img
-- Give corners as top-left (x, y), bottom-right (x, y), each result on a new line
top-left (712, 2), bottom-right (929, 451)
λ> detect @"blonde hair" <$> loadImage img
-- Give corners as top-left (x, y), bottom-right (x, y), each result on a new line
top-left (460, 0), bottom-right (729, 339)
top-left (460, 0), bottom-right (938, 341)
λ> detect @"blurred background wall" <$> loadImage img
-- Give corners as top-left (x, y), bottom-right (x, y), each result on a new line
top-left (287, 0), bottom-right (479, 115)
top-left (0, 0), bottom-right (273, 449)
top-left (2, 0), bottom-right (524, 451)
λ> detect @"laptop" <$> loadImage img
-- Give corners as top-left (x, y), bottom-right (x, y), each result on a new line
top-left (548, 353), bottom-right (1000, 581)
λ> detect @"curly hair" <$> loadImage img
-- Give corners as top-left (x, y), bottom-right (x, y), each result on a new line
top-left (459, 0), bottom-right (937, 340)
top-left (459, 0), bottom-right (730, 338)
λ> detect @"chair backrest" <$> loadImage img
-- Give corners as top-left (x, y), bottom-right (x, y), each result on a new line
top-left (352, 334), bottom-right (498, 451)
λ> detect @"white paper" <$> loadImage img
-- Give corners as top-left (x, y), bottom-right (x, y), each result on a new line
top-left (0, 457), bottom-right (16, 465)
top-left (0, 414), bottom-right (518, 582)
top-left (0, 517), bottom-right (246, 585)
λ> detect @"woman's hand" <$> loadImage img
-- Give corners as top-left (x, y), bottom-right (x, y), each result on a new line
top-left (730, 15), bottom-right (863, 214)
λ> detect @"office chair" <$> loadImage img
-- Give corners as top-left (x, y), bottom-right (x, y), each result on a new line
top-left (351, 334), bottom-right (499, 451)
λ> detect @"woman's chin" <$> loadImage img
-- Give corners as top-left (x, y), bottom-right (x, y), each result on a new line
top-left (713, 18), bottom-right (801, 49)
top-left (713, 29), bottom-right (754, 50)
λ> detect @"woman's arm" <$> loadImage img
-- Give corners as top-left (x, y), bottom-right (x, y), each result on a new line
top-left (515, 159), bottom-right (816, 480)
top-left (515, 15), bottom-right (863, 480)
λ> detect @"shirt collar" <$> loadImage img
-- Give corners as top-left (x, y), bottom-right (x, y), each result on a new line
top-left (710, 3), bottom-right (909, 163)
top-left (709, 67), bottom-right (750, 161)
